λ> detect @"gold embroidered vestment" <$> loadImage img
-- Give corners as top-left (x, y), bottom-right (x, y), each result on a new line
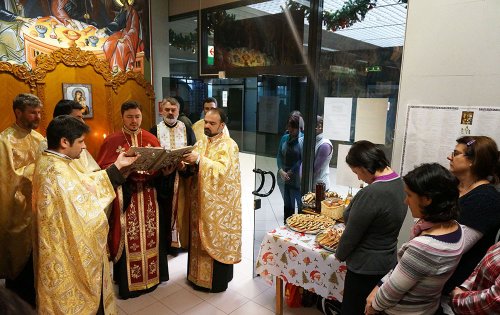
top-left (33, 151), bottom-right (117, 315)
top-left (188, 133), bottom-right (242, 288)
top-left (0, 124), bottom-right (44, 279)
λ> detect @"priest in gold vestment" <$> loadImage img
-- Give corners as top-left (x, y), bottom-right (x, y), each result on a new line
top-left (192, 97), bottom-right (229, 142)
top-left (183, 108), bottom-right (241, 292)
top-left (0, 93), bottom-right (44, 307)
top-left (36, 99), bottom-right (101, 175)
top-left (52, 99), bottom-right (100, 173)
top-left (33, 116), bottom-right (137, 315)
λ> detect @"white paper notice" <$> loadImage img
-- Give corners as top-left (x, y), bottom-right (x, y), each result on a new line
top-left (336, 144), bottom-right (363, 187)
top-left (354, 98), bottom-right (388, 144)
top-left (401, 105), bottom-right (500, 176)
top-left (401, 105), bottom-right (461, 175)
top-left (323, 97), bottom-right (352, 141)
top-left (471, 108), bottom-right (500, 141)
top-left (258, 96), bottom-right (280, 134)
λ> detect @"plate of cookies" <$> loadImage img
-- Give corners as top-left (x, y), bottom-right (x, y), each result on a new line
top-left (315, 227), bottom-right (344, 252)
top-left (286, 214), bottom-right (335, 234)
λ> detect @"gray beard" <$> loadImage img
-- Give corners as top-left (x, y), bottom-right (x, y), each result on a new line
top-left (164, 117), bottom-right (177, 126)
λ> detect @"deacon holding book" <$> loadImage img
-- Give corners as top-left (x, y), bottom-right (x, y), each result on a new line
top-left (182, 108), bottom-right (242, 292)
top-left (32, 116), bottom-right (137, 314)
top-left (150, 97), bottom-right (196, 252)
top-left (96, 100), bottom-right (169, 299)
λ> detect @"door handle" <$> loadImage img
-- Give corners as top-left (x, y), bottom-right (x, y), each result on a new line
top-left (252, 168), bottom-right (276, 197)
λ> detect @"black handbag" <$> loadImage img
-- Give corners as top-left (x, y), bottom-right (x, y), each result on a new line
top-left (317, 297), bottom-right (342, 315)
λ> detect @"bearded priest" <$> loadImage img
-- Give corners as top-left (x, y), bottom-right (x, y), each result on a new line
top-left (97, 101), bottom-right (168, 299)
top-left (182, 108), bottom-right (242, 292)
top-left (150, 97), bottom-right (196, 253)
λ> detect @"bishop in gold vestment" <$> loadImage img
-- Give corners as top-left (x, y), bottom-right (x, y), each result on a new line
top-left (183, 108), bottom-right (241, 292)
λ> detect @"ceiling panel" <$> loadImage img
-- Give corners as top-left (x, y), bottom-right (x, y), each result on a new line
top-left (248, 0), bottom-right (407, 48)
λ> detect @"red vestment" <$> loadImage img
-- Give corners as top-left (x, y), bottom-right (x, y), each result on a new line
top-left (103, 5), bottom-right (143, 72)
top-left (97, 128), bottom-right (164, 297)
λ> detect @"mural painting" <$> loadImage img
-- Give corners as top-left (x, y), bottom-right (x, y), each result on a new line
top-left (0, 0), bottom-right (150, 75)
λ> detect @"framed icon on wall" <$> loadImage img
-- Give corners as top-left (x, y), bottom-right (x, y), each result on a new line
top-left (62, 83), bottom-right (93, 118)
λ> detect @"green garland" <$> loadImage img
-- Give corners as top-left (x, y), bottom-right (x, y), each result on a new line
top-left (169, 0), bottom-right (408, 50)
top-left (169, 29), bottom-right (197, 52)
top-left (287, 0), bottom-right (407, 32)
top-left (169, 11), bottom-right (236, 51)
top-left (206, 10), bottom-right (237, 35)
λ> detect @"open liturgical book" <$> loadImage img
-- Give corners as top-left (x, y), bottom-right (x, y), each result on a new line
top-left (125, 146), bottom-right (194, 172)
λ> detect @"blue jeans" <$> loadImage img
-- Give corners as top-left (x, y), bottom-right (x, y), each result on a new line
top-left (283, 184), bottom-right (301, 223)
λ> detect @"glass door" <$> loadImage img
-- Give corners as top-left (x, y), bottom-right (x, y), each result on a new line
top-left (252, 75), bottom-right (307, 274)
top-left (164, 75), bottom-right (307, 276)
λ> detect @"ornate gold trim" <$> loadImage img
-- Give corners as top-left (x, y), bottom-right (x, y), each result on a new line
top-left (35, 82), bottom-right (47, 131)
top-left (111, 70), bottom-right (155, 98)
top-left (32, 47), bottom-right (154, 97)
top-left (0, 62), bottom-right (37, 91)
top-left (32, 46), bottom-right (113, 83)
top-left (1, 47), bottom-right (155, 97)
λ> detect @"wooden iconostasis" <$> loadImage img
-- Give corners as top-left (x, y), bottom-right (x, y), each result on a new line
top-left (0, 47), bottom-right (155, 157)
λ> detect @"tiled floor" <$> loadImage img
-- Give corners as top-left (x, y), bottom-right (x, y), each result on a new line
top-left (115, 253), bottom-right (323, 315)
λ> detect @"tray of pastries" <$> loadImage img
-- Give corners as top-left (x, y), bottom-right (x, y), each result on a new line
top-left (301, 192), bottom-right (316, 208)
top-left (315, 227), bottom-right (344, 252)
top-left (325, 191), bottom-right (340, 198)
top-left (286, 214), bottom-right (335, 234)
top-left (302, 191), bottom-right (341, 209)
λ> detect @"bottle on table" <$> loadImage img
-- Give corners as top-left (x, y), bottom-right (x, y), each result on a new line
top-left (315, 181), bottom-right (326, 213)
top-left (344, 187), bottom-right (353, 206)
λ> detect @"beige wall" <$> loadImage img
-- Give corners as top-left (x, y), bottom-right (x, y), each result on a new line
top-left (150, 0), bottom-right (170, 121)
top-left (394, 0), bottom-right (500, 244)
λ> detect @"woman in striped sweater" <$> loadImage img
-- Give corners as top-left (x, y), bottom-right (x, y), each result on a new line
top-left (365, 163), bottom-right (465, 315)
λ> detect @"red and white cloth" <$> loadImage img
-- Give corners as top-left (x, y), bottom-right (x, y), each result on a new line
top-left (256, 225), bottom-right (347, 301)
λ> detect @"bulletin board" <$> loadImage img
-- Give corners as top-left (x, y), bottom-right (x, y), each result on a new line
top-left (401, 105), bottom-right (500, 175)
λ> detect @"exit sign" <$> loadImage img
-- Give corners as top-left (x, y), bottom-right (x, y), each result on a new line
top-left (207, 45), bottom-right (214, 65)
top-left (366, 66), bottom-right (382, 72)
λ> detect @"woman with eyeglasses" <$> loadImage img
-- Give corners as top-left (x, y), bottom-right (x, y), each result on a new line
top-left (442, 136), bottom-right (500, 294)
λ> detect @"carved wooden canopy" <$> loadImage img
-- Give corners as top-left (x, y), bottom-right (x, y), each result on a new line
top-left (0, 47), bottom-right (156, 156)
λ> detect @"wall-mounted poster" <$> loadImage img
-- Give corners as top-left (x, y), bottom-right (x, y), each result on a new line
top-left (0, 0), bottom-right (150, 75)
top-left (401, 105), bottom-right (500, 175)
top-left (63, 83), bottom-right (93, 118)
top-left (323, 97), bottom-right (353, 141)
top-left (354, 98), bottom-right (388, 144)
